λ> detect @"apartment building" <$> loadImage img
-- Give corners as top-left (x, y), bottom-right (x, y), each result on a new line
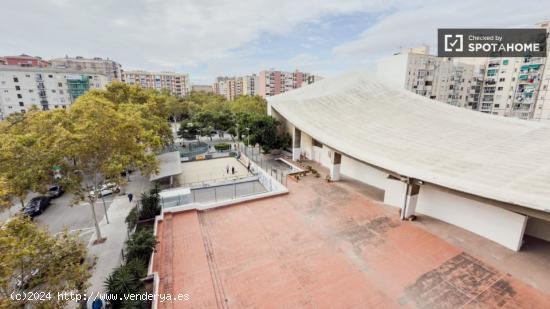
top-left (241, 74), bottom-right (259, 96)
top-left (258, 69), bottom-right (314, 98)
top-left (122, 70), bottom-right (191, 97)
top-left (212, 77), bottom-right (239, 100)
top-left (0, 66), bottom-right (109, 119)
top-left (50, 56), bottom-right (122, 82)
top-left (378, 19), bottom-right (550, 121)
top-left (0, 54), bottom-right (50, 67)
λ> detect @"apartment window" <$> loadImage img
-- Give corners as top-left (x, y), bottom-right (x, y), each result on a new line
top-left (58, 82), bottom-right (63, 87)
top-left (13, 77), bottom-right (18, 82)
top-left (19, 102), bottom-right (24, 107)
top-left (503, 59), bottom-right (509, 65)
top-left (15, 85), bottom-right (20, 90)
top-left (48, 74), bottom-right (53, 78)
top-left (3, 90), bottom-right (7, 94)
top-left (17, 94), bottom-right (22, 99)
top-left (20, 109), bottom-right (26, 113)
top-left (52, 90), bottom-right (56, 93)
top-left (497, 87), bottom-right (503, 91)
top-left (494, 104), bottom-right (500, 108)
top-left (28, 89), bottom-right (33, 93)
top-left (59, 90), bottom-right (64, 94)
top-left (25, 74), bottom-right (30, 78)
top-left (499, 78), bottom-right (505, 82)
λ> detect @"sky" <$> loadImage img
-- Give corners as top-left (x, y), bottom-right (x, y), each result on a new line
top-left (1, 0), bottom-right (549, 84)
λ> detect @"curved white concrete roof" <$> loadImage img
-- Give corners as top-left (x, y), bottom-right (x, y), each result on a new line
top-left (269, 71), bottom-right (550, 213)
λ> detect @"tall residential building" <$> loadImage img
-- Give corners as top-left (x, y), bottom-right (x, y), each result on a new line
top-left (241, 74), bottom-right (259, 96)
top-left (122, 70), bottom-right (191, 97)
top-left (50, 56), bottom-right (122, 82)
top-left (0, 54), bottom-right (50, 67)
top-left (258, 69), bottom-right (315, 98)
top-left (212, 76), bottom-right (242, 100)
top-left (0, 66), bottom-right (109, 119)
top-left (378, 19), bottom-right (550, 122)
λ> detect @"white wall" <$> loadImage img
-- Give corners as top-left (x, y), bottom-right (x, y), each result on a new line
top-left (383, 177), bottom-right (407, 208)
top-left (340, 155), bottom-right (388, 190)
top-left (375, 53), bottom-right (408, 89)
top-left (416, 184), bottom-right (527, 251)
top-left (300, 132), bottom-right (313, 159)
top-left (525, 217), bottom-right (550, 242)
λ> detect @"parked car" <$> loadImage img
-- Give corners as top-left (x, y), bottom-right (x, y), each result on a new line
top-left (46, 185), bottom-right (64, 199)
top-left (89, 183), bottom-right (120, 198)
top-left (23, 196), bottom-right (51, 217)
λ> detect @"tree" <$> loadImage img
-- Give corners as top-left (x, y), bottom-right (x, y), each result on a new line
top-left (0, 109), bottom-right (69, 210)
top-left (53, 93), bottom-right (161, 243)
top-left (125, 229), bottom-right (157, 262)
top-left (104, 259), bottom-right (148, 308)
top-left (0, 216), bottom-right (90, 308)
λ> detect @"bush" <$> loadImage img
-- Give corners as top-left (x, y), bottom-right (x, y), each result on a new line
top-left (139, 192), bottom-right (160, 221)
top-left (104, 259), bottom-right (147, 308)
top-left (125, 207), bottom-right (139, 231)
top-left (214, 143), bottom-right (231, 151)
top-left (125, 229), bottom-right (157, 263)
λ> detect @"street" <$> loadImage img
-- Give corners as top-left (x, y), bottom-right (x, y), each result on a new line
top-left (0, 191), bottom-right (117, 244)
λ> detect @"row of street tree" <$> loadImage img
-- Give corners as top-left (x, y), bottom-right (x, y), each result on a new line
top-left (0, 82), bottom-right (174, 307)
top-left (175, 92), bottom-right (291, 152)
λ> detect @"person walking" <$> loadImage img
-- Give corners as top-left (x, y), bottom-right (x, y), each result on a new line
top-left (231, 166), bottom-right (235, 174)
top-left (127, 193), bottom-right (133, 203)
top-left (226, 164), bottom-right (229, 174)
top-left (247, 161), bottom-right (251, 174)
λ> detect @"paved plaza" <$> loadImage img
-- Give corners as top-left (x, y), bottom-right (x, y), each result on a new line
top-left (175, 157), bottom-right (250, 186)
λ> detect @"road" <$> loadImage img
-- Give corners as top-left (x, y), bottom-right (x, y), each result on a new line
top-left (0, 191), bottom-right (117, 244)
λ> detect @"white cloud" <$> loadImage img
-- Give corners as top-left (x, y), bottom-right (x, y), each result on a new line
top-left (334, 0), bottom-right (550, 60)
top-left (0, 0), bottom-right (395, 72)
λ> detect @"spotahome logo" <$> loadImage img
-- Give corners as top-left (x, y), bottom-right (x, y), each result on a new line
top-left (438, 29), bottom-right (547, 57)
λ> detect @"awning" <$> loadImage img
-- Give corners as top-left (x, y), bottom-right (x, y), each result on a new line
top-left (150, 151), bottom-right (182, 181)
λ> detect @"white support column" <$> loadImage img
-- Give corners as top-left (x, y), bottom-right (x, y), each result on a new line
top-left (292, 127), bottom-right (301, 161)
top-left (329, 151), bottom-right (342, 181)
top-left (400, 180), bottom-right (420, 220)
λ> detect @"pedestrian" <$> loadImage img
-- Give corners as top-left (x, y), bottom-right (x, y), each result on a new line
top-left (127, 193), bottom-right (133, 203)
top-left (231, 166), bottom-right (235, 174)
top-left (247, 161), bottom-right (251, 173)
top-left (226, 164), bottom-right (229, 174)
top-left (92, 298), bottom-right (103, 309)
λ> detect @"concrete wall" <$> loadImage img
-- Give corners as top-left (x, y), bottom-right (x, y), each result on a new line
top-left (384, 177), bottom-right (407, 208)
top-left (301, 132), bottom-right (313, 159)
top-left (525, 217), bottom-right (550, 242)
top-left (340, 155), bottom-right (388, 190)
top-left (416, 184), bottom-right (527, 251)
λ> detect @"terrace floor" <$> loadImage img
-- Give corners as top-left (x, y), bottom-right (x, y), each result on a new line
top-left (153, 167), bottom-right (550, 308)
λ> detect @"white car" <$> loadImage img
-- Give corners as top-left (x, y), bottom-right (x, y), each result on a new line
top-left (89, 183), bottom-right (120, 198)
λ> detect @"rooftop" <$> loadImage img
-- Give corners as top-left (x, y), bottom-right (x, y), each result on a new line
top-left (152, 168), bottom-right (550, 308)
top-left (269, 71), bottom-right (550, 214)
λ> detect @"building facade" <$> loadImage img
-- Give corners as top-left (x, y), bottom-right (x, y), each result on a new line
top-left (122, 70), bottom-right (191, 97)
top-left (50, 56), bottom-right (123, 82)
top-left (0, 66), bottom-right (109, 119)
top-left (379, 21), bottom-right (550, 121)
top-left (0, 54), bottom-right (50, 68)
top-left (258, 69), bottom-right (314, 98)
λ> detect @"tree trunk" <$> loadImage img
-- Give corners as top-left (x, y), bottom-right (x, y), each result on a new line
top-left (88, 197), bottom-right (103, 241)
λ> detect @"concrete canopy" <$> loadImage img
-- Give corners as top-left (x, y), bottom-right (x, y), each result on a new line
top-left (269, 71), bottom-right (550, 213)
top-left (150, 151), bottom-right (182, 181)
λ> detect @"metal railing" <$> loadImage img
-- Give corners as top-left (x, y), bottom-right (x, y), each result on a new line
top-left (238, 143), bottom-right (289, 187)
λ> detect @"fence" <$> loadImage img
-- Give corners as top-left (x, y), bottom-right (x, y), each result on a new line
top-left (238, 143), bottom-right (289, 187)
top-left (160, 180), bottom-right (267, 209)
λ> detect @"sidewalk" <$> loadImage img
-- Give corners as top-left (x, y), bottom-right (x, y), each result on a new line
top-left (84, 172), bottom-right (150, 308)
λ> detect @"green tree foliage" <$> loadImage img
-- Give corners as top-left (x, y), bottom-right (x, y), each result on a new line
top-left (104, 259), bottom-right (148, 308)
top-left (0, 216), bottom-right (90, 308)
top-left (125, 229), bottom-right (157, 263)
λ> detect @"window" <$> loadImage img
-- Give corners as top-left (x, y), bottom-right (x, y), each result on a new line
top-left (312, 139), bottom-right (322, 148)
top-left (48, 75), bottom-right (53, 78)
top-left (494, 104), bottom-right (500, 108)
top-left (13, 77), bottom-right (18, 82)
top-left (19, 102), bottom-right (24, 107)
top-left (25, 74), bottom-right (30, 78)
top-left (497, 87), bottom-right (503, 91)
top-left (58, 82), bottom-right (62, 87)
top-left (499, 78), bottom-right (505, 82)
top-left (503, 59), bottom-right (509, 65)
top-left (28, 89), bottom-right (33, 93)
top-left (15, 85), bottom-right (20, 90)
top-left (17, 94), bottom-right (22, 99)
top-left (51, 90), bottom-right (56, 93)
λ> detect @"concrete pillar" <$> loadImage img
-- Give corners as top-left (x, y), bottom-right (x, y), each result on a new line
top-left (292, 127), bottom-right (301, 161)
top-left (329, 151), bottom-right (342, 181)
top-left (400, 180), bottom-right (420, 220)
